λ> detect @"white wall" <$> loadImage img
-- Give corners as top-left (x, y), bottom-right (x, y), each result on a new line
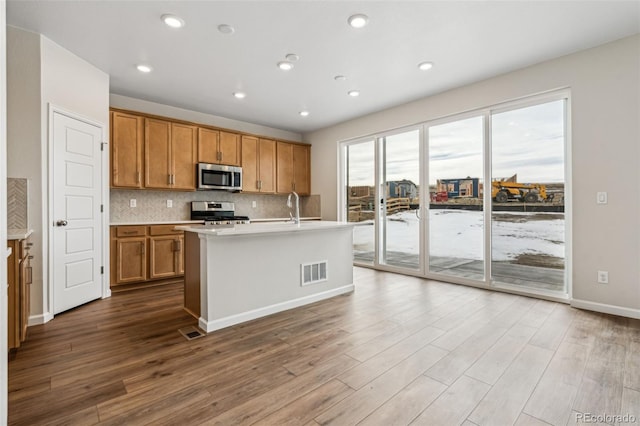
top-left (7, 26), bottom-right (109, 322)
top-left (1, 1), bottom-right (8, 420)
top-left (110, 94), bottom-right (302, 143)
top-left (304, 35), bottom-right (640, 316)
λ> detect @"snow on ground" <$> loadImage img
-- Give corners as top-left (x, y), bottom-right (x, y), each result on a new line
top-left (353, 209), bottom-right (565, 261)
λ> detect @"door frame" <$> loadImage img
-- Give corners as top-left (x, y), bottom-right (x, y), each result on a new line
top-left (45, 104), bottom-right (110, 322)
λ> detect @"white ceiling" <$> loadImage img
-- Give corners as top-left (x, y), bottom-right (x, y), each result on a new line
top-left (6, 1), bottom-right (640, 134)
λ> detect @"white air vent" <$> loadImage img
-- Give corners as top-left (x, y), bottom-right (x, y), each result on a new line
top-left (301, 260), bottom-right (328, 286)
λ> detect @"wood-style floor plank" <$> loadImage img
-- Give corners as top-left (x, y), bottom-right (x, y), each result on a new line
top-left (7, 267), bottom-right (640, 426)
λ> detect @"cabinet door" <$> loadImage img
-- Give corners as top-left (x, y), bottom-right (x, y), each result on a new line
top-left (171, 123), bottom-right (197, 190)
top-left (7, 241), bottom-right (19, 349)
top-left (198, 127), bottom-right (219, 164)
top-left (145, 118), bottom-right (172, 189)
top-left (258, 139), bottom-right (277, 193)
top-left (276, 142), bottom-right (294, 194)
top-left (111, 111), bottom-right (143, 188)
top-left (149, 236), bottom-right (181, 279)
top-left (116, 238), bottom-right (147, 284)
top-left (293, 144), bottom-right (311, 195)
top-left (177, 235), bottom-right (185, 275)
top-left (241, 135), bottom-right (259, 192)
top-left (219, 131), bottom-right (241, 166)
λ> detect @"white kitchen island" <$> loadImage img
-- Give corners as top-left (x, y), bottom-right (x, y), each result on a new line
top-left (176, 221), bottom-right (355, 333)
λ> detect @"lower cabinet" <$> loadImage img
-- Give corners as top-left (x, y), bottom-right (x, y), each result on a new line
top-left (7, 236), bottom-right (32, 350)
top-left (111, 224), bottom-right (185, 288)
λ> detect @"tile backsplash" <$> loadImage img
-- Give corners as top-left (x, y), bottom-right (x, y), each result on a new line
top-left (110, 189), bottom-right (321, 223)
top-left (7, 178), bottom-right (28, 229)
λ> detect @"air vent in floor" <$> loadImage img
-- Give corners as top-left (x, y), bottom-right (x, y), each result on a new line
top-left (178, 325), bottom-right (205, 341)
top-left (301, 260), bottom-right (328, 286)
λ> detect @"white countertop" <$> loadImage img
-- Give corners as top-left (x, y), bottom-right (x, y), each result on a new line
top-left (6, 247), bottom-right (12, 259)
top-left (176, 220), bottom-right (353, 237)
top-left (8, 229), bottom-right (34, 240)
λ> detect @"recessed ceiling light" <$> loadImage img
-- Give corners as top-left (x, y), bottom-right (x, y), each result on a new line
top-left (277, 61), bottom-right (294, 71)
top-left (285, 54), bottom-right (299, 62)
top-left (334, 75), bottom-right (347, 81)
top-left (299, 111), bottom-right (310, 117)
top-left (218, 24), bottom-right (235, 34)
top-left (233, 92), bottom-right (246, 99)
top-left (136, 64), bottom-right (152, 73)
top-left (418, 61), bottom-right (434, 71)
top-left (348, 14), bottom-right (369, 29)
top-left (348, 90), bottom-right (360, 97)
top-left (161, 14), bottom-right (185, 29)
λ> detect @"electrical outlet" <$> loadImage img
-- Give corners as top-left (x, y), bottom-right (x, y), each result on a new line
top-left (129, 199), bottom-right (137, 208)
top-left (252, 201), bottom-right (257, 208)
top-left (597, 270), bottom-right (609, 284)
top-left (597, 192), bottom-right (608, 204)
top-left (166, 200), bottom-right (173, 208)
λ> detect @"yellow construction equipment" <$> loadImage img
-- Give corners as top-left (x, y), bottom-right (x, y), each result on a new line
top-left (491, 180), bottom-right (548, 203)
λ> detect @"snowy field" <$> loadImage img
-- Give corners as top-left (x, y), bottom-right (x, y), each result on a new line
top-left (353, 209), bottom-right (564, 262)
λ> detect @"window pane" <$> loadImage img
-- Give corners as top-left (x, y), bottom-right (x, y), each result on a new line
top-left (347, 141), bottom-right (375, 265)
top-left (381, 129), bottom-right (420, 270)
top-left (428, 116), bottom-right (484, 280)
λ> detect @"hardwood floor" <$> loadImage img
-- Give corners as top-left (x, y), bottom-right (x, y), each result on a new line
top-left (8, 267), bottom-right (640, 425)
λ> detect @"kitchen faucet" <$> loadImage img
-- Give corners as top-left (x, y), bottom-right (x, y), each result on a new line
top-left (287, 191), bottom-right (300, 226)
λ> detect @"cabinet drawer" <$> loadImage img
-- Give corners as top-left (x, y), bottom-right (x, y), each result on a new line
top-left (149, 225), bottom-right (184, 236)
top-left (116, 226), bottom-right (147, 237)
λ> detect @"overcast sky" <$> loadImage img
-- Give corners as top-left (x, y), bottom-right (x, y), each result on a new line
top-left (347, 100), bottom-right (565, 187)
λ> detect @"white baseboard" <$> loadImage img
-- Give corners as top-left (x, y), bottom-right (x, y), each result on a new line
top-left (28, 311), bottom-right (54, 326)
top-left (199, 284), bottom-right (355, 333)
top-left (570, 298), bottom-right (640, 319)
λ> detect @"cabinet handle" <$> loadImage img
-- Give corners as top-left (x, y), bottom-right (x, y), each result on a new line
top-left (174, 239), bottom-right (181, 252)
top-left (168, 174), bottom-right (172, 185)
top-left (140, 242), bottom-right (145, 255)
top-left (122, 231), bottom-right (137, 235)
top-left (136, 171), bottom-right (141, 184)
top-left (217, 151), bottom-right (222, 162)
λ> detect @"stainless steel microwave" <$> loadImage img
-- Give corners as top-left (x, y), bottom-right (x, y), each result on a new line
top-left (197, 163), bottom-right (242, 191)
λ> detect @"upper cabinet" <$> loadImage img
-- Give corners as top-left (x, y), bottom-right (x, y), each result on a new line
top-left (144, 118), bottom-right (197, 190)
top-left (111, 111), bottom-right (143, 188)
top-left (277, 142), bottom-right (310, 195)
top-left (198, 128), bottom-right (241, 166)
top-left (110, 108), bottom-right (309, 195)
top-left (241, 136), bottom-right (276, 193)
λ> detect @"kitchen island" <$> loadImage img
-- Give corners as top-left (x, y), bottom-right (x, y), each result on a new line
top-left (176, 221), bottom-right (355, 333)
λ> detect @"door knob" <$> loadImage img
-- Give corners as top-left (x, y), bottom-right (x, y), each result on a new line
top-left (56, 220), bottom-right (68, 227)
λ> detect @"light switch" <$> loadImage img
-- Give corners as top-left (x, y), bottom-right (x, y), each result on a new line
top-left (252, 201), bottom-right (257, 208)
top-left (129, 199), bottom-right (137, 208)
top-left (597, 192), bottom-right (607, 204)
top-left (167, 200), bottom-right (173, 208)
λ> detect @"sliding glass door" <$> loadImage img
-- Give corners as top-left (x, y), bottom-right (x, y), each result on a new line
top-left (427, 116), bottom-right (485, 280)
top-left (491, 99), bottom-right (566, 293)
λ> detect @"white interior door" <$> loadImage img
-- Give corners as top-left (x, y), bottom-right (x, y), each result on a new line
top-left (52, 111), bottom-right (103, 314)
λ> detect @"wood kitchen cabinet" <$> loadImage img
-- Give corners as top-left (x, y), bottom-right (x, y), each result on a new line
top-left (276, 142), bottom-right (311, 195)
top-left (113, 226), bottom-right (147, 285)
top-left (110, 224), bottom-right (185, 289)
top-left (7, 236), bottom-right (32, 350)
top-left (241, 136), bottom-right (276, 193)
top-left (111, 111), bottom-right (144, 188)
top-left (198, 128), bottom-right (241, 166)
top-left (145, 118), bottom-right (197, 190)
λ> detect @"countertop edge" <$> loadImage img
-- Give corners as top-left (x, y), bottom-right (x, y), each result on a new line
top-left (110, 217), bottom-right (322, 226)
top-left (8, 229), bottom-right (34, 240)
top-left (176, 221), bottom-right (354, 237)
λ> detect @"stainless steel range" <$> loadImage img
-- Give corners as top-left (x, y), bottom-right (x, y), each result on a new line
top-left (190, 201), bottom-right (250, 225)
